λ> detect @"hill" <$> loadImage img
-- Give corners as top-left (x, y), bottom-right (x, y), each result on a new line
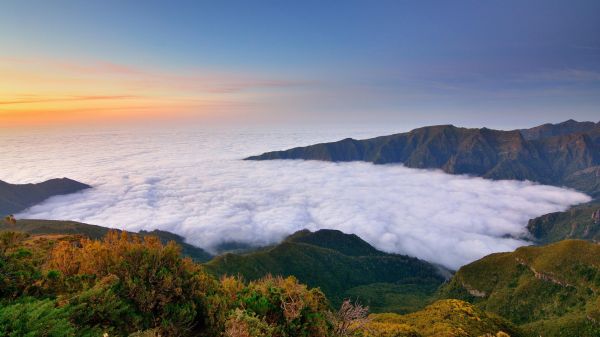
top-left (0, 228), bottom-right (525, 337)
top-left (205, 229), bottom-right (447, 313)
top-left (0, 178), bottom-right (91, 215)
top-left (364, 299), bottom-right (525, 337)
top-left (527, 201), bottom-right (600, 244)
top-left (246, 120), bottom-right (600, 197)
top-left (0, 218), bottom-right (212, 262)
top-left (440, 240), bottom-right (600, 337)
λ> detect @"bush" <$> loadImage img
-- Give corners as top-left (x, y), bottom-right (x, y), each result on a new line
top-left (0, 298), bottom-right (78, 337)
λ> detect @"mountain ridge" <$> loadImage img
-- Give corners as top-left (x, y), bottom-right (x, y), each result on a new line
top-left (0, 178), bottom-right (91, 215)
top-left (246, 120), bottom-right (600, 197)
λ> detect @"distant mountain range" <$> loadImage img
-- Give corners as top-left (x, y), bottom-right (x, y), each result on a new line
top-left (205, 229), bottom-right (447, 313)
top-left (0, 178), bottom-right (90, 215)
top-left (247, 120), bottom-right (600, 198)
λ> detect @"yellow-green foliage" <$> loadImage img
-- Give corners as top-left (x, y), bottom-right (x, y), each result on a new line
top-left (440, 240), bottom-right (600, 337)
top-left (0, 230), bottom-right (333, 337)
top-left (360, 300), bottom-right (522, 337)
top-left (225, 308), bottom-right (275, 337)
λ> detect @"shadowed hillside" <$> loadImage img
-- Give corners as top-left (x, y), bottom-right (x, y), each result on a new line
top-left (0, 218), bottom-right (212, 262)
top-left (527, 201), bottom-right (600, 244)
top-left (246, 120), bottom-right (600, 197)
top-left (205, 229), bottom-right (447, 313)
top-left (0, 178), bottom-right (91, 215)
top-left (440, 240), bottom-right (600, 337)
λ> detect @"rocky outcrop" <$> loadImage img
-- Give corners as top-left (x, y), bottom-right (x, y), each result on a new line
top-left (461, 282), bottom-right (487, 297)
top-left (592, 209), bottom-right (600, 225)
top-left (516, 257), bottom-right (573, 288)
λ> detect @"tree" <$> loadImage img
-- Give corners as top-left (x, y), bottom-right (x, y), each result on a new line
top-left (3, 215), bottom-right (16, 226)
top-left (328, 299), bottom-right (370, 337)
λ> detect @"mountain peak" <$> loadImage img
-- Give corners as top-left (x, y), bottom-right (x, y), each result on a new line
top-left (286, 229), bottom-right (383, 256)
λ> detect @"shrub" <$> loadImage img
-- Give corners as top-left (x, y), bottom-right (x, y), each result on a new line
top-left (0, 298), bottom-right (77, 337)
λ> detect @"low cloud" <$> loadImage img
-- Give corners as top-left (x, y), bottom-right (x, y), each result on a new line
top-left (5, 127), bottom-right (591, 269)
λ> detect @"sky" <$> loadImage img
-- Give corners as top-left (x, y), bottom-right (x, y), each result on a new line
top-left (1, 0), bottom-right (599, 129)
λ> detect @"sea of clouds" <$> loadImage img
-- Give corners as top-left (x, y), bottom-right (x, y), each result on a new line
top-left (1, 125), bottom-right (591, 269)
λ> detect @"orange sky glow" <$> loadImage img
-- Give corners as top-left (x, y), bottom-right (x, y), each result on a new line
top-left (0, 57), bottom-right (302, 127)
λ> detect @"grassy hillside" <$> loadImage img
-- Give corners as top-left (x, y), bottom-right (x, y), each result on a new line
top-left (440, 240), bottom-right (600, 337)
top-left (527, 201), bottom-right (600, 244)
top-left (205, 229), bottom-right (446, 313)
top-left (0, 178), bottom-right (90, 215)
top-left (0, 218), bottom-right (212, 262)
top-left (0, 229), bottom-right (529, 337)
top-left (246, 120), bottom-right (600, 197)
top-left (363, 299), bottom-right (525, 337)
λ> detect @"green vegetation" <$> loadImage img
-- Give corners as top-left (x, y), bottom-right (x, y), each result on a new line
top-left (246, 120), bottom-right (600, 197)
top-left (527, 200), bottom-right (600, 244)
top-left (205, 229), bottom-right (446, 312)
top-left (0, 218), bottom-right (212, 262)
top-left (361, 299), bottom-right (524, 337)
top-left (0, 230), bottom-right (525, 337)
top-left (440, 239), bottom-right (600, 337)
top-left (0, 230), bottom-right (334, 336)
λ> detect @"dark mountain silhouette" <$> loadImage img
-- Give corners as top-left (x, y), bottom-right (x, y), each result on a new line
top-left (0, 178), bottom-right (91, 215)
top-left (246, 120), bottom-right (600, 197)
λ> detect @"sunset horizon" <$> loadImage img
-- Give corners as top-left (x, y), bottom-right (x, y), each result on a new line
top-left (1, 2), bottom-right (600, 336)
top-left (2, 1), bottom-right (599, 129)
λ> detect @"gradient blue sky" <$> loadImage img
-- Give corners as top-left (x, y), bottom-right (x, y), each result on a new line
top-left (1, 0), bottom-right (599, 128)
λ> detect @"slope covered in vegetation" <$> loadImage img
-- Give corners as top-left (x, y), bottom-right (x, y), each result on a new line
top-left (0, 218), bottom-right (212, 262)
top-left (527, 201), bottom-right (600, 244)
top-left (440, 240), bottom-right (600, 337)
top-left (0, 230), bottom-right (521, 337)
top-left (205, 229), bottom-right (447, 313)
top-left (362, 299), bottom-right (524, 337)
top-left (0, 230), bottom-right (334, 336)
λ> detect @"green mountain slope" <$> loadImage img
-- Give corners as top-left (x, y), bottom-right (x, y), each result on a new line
top-left (205, 229), bottom-right (446, 313)
top-left (365, 299), bottom-right (525, 337)
top-left (440, 240), bottom-right (600, 336)
top-left (0, 218), bottom-right (212, 262)
top-left (0, 178), bottom-right (91, 215)
top-left (527, 201), bottom-right (600, 244)
top-left (246, 120), bottom-right (600, 197)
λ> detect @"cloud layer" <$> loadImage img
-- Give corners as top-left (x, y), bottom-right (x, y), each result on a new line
top-left (2, 126), bottom-right (591, 269)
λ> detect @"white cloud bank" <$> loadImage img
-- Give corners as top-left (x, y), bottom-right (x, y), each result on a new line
top-left (2, 126), bottom-right (591, 269)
